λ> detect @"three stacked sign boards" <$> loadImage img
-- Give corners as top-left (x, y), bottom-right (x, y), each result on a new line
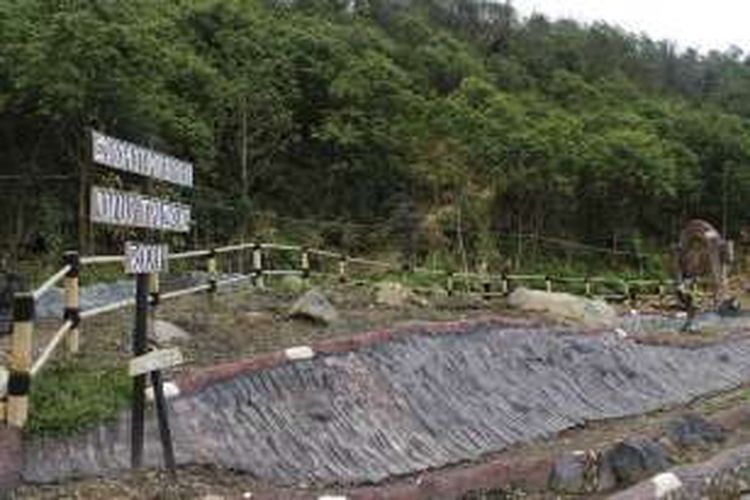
top-left (90, 129), bottom-right (192, 475)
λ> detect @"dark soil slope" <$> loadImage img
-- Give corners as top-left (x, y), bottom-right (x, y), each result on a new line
top-left (23, 325), bottom-right (750, 487)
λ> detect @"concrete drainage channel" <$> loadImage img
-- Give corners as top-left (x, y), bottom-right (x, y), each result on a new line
top-left (18, 319), bottom-right (750, 498)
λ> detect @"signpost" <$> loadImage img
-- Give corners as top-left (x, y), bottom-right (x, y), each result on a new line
top-left (129, 347), bottom-right (183, 377)
top-left (89, 129), bottom-right (194, 476)
top-left (124, 243), bottom-right (169, 275)
top-left (90, 187), bottom-right (191, 232)
top-left (91, 130), bottom-right (193, 188)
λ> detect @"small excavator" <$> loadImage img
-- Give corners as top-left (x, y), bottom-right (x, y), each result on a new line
top-left (674, 219), bottom-right (740, 331)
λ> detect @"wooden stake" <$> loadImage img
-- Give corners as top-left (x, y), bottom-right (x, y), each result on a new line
top-left (7, 292), bottom-right (34, 428)
top-left (64, 251), bottom-right (80, 354)
top-left (253, 244), bottom-right (264, 288)
top-left (338, 257), bottom-right (347, 283)
top-left (207, 250), bottom-right (217, 294)
top-left (301, 249), bottom-right (310, 281)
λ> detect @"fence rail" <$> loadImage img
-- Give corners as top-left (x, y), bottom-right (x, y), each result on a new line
top-left (1, 240), bottom-right (682, 430)
top-left (31, 264), bottom-right (71, 301)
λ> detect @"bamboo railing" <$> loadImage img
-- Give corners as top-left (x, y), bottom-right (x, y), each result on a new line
top-left (0, 241), bottom-right (678, 429)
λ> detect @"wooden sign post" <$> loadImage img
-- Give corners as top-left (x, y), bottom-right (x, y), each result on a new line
top-left (89, 129), bottom-right (193, 476)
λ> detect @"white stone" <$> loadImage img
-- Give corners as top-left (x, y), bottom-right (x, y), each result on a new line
top-left (290, 289), bottom-right (339, 324)
top-left (286, 346), bottom-right (314, 361)
top-left (508, 288), bottom-right (616, 328)
top-left (375, 281), bottom-right (428, 308)
top-left (652, 472), bottom-right (682, 498)
top-left (146, 381), bottom-right (181, 402)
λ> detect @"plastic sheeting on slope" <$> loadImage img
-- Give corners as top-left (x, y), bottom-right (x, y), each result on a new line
top-left (23, 325), bottom-right (750, 486)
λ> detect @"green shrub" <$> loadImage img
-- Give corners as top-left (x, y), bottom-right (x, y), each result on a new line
top-left (28, 363), bottom-right (132, 437)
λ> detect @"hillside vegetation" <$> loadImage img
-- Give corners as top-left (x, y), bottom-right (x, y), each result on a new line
top-left (2, 0), bottom-right (750, 274)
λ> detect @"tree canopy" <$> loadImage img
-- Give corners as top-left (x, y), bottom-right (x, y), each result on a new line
top-left (2, 0), bottom-right (750, 273)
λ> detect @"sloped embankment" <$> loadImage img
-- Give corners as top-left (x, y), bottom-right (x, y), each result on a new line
top-left (23, 323), bottom-right (750, 486)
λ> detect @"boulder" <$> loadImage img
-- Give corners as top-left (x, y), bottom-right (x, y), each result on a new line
top-left (664, 413), bottom-right (726, 449)
top-left (151, 320), bottom-right (191, 344)
top-left (601, 438), bottom-right (668, 487)
top-left (549, 451), bottom-right (587, 493)
top-left (508, 287), bottom-right (616, 328)
top-left (290, 288), bottom-right (339, 325)
top-left (243, 311), bottom-right (275, 327)
top-left (375, 282), bottom-right (428, 308)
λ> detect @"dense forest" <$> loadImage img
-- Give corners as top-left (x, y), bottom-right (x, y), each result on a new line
top-left (2, 0), bottom-right (750, 274)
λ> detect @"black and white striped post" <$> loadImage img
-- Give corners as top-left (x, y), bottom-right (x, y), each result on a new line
top-left (7, 292), bottom-right (34, 428)
top-left (63, 251), bottom-right (81, 355)
top-left (207, 249), bottom-right (218, 295)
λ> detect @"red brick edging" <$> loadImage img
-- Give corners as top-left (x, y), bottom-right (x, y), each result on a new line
top-left (174, 315), bottom-right (548, 396)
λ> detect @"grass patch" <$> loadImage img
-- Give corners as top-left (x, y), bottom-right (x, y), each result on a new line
top-left (27, 362), bottom-right (132, 437)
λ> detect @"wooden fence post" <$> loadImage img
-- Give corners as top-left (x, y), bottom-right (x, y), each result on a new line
top-left (501, 274), bottom-right (509, 295)
top-left (207, 250), bottom-right (218, 294)
top-left (545, 276), bottom-right (552, 293)
top-left (301, 248), bottom-right (310, 282)
top-left (149, 273), bottom-right (160, 304)
top-left (339, 256), bottom-right (348, 283)
top-left (446, 272), bottom-right (454, 297)
top-left (253, 244), bottom-right (264, 289)
top-left (7, 292), bottom-right (34, 428)
top-left (63, 251), bottom-right (81, 354)
top-left (585, 278), bottom-right (592, 297)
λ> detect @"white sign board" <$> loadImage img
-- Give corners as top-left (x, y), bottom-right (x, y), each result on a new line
top-left (125, 242), bottom-right (169, 274)
top-left (90, 186), bottom-right (191, 232)
top-left (129, 348), bottom-right (184, 377)
top-left (92, 130), bottom-right (194, 187)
